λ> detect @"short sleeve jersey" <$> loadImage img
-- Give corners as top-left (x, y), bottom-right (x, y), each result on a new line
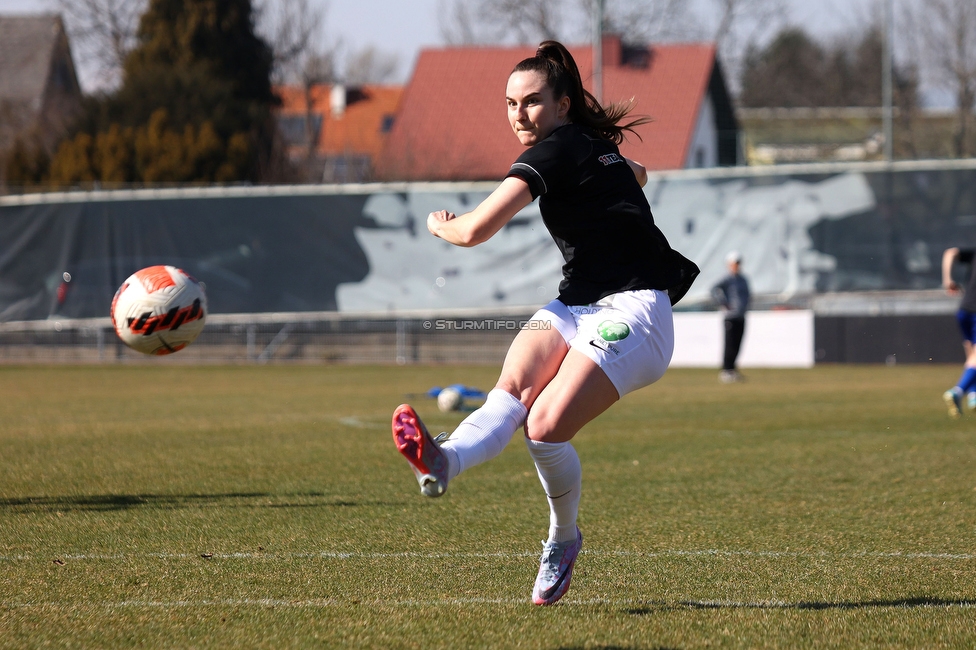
top-left (957, 250), bottom-right (976, 312)
top-left (506, 123), bottom-right (698, 306)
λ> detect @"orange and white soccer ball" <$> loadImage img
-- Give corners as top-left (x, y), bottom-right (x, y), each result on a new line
top-left (111, 265), bottom-right (207, 355)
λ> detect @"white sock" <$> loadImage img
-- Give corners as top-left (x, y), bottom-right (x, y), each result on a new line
top-left (440, 389), bottom-right (527, 480)
top-left (525, 438), bottom-right (581, 544)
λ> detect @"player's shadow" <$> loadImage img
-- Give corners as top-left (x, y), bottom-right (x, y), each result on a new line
top-left (0, 493), bottom-right (397, 513)
top-left (553, 647), bottom-right (678, 650)
top-left (625, 596), bottom-right (976, 614)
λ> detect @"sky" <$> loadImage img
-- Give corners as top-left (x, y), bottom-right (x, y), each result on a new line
top-left (7, 0), bottom-right (943, 105)
top-left (326, 0), bottom-right (857, 81)
top-left (0, 0), bottom-right (859, 86)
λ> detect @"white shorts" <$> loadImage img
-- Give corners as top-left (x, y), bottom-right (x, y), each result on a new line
top-left (529, 290), bottom-right (674, 397)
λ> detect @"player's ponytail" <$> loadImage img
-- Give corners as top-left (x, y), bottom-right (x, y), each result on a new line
top-left (512, 40), bottom-right (650, 144)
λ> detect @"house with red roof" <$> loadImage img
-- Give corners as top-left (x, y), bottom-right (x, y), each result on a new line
top-left (375, 36), bottom-right (740, 181)
top-left (275, 83), bottom-right (402, 183)
top-left (0, 14), bottom-right (82, 186)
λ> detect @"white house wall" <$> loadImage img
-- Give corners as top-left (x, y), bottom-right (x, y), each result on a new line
top-left (684, 91), bottom-right (718, 168)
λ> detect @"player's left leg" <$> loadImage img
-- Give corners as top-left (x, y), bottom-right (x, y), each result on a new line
top-left (946, 313), bottom-right (976, 417)
top-left (525, 352), bottom-right (617, 605)
top-left (526, 289), bottom-right (674, 605)
top-left (961, 341), bottom-right (976, 412)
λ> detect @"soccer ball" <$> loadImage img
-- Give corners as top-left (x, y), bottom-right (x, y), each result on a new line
top-left (437, 386), bottom-right (464, 412)
top-left (111, 265), bottom-right (207, 355)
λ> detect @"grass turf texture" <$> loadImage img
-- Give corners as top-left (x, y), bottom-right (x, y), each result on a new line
top-left (0, 364), bottom-right (974, 648)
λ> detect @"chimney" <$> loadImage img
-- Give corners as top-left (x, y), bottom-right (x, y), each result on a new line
top-left (602, 34), bottom-right (622, 67)
top-left (330, 84), bottom-right (346, 118)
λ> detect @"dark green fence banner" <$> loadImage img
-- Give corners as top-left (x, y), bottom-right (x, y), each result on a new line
top-left (2, 161), bottom-right (976, 322)
top-left (0, 192), bottom-right (375, 320)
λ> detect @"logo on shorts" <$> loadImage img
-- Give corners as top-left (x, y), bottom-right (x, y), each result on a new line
top-left (589, 339), bottom-right (621, 356)
top-left (597, 320), bottom-right (630, 341)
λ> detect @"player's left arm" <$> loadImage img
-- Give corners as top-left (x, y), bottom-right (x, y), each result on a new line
top-left (427, 177), bottom-right (533, 247)
top-left (625, 158), bottom-right (647, 187)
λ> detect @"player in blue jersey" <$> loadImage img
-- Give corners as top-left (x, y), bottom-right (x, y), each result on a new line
top-left (941, 247), bottom-right (976, 417)
top-left (392, 40), bottom-right (699, 605)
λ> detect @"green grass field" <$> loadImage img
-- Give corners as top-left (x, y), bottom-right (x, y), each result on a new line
top-left (1, 364), bottom-right (974, 648)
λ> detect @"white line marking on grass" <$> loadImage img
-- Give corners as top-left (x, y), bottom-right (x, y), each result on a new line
top-left (4, 549), bottom-right (974, 562)
top-left (2, 597), bottom-right (528, 610)
top-left (607, 550), bottom-right (976, 561)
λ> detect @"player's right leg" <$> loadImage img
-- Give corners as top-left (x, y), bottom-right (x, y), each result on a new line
top-left (392, 404), bottom-right (450, 497)
top-left (944, 388), bottom-right (963, 419)
top-left (391, 311), bottom-right (568, 497)
top-left (432, 305), bottom-right (572, 481)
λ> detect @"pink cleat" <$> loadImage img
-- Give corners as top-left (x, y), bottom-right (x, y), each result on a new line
top-left (392, 404), bottom-right (449, 497)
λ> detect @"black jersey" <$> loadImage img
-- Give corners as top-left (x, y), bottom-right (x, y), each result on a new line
top-left (958, 250), bottom-right (976, 312)
top-left (506, 123), bottom-right (698, 306)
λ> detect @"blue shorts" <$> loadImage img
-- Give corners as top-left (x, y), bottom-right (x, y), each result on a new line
top-left (957, 309), bottom-right (976, 344)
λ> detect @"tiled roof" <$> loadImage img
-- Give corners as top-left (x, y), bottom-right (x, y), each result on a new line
top-left (0, 14), bottom-right (65, 110)
top-left (275, 84), bottom-right (402, 160)
top-left (376, 39), bottom-right (718, 180)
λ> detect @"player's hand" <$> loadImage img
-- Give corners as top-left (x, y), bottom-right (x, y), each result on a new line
top-left (427, 210), bottom-right (457, 237)
top-left (945, 280), bottom-right (962, 296)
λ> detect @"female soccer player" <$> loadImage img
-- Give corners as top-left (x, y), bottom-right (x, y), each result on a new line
top-left (941, 246), bottom-right (976, 417)
top-left (392, 40), bottom-right (699, 605)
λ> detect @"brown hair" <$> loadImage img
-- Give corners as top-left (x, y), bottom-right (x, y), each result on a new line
top-left (512, 40), bottom-right (650, 144)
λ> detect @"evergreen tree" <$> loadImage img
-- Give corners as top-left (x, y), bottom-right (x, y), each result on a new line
top-left (740, 29), bottom-right (829, 108)
top-left (44, 0), bottom-right (276, 185)
top-left (4, 139), bottom-right (50, 187)
top-left (740, 26), bottom-right (917, 110)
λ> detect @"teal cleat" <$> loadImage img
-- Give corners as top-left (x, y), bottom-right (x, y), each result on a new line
top-left (943, 389), bottom-right (963, 419)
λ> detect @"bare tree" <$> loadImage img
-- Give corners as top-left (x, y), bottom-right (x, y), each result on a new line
top-left (435, 0), bottom-right (792, 105)
top-left (344, 47), bottom-right (399, 86)
top-left (435, 0), bottom-right (782, 83)
top-left (438, 0), bottom-right (569, 45)
top-left (57, 0), bottom-right (334, 92)
top-left (57, 0), bottom-right (146, 91)
top-left (255, 0), bottom-right (327, 84)
top-left (590, 0), bottom-right (694, 45)
top-left (694, 0), bottom-right (787, 96)
top-left (911, 0), bottom-right (976, 156)
top-left (708, 0), bottom-right (786, 47)
top-left (295, 52), bottom-right (336, 169)
top-left (437, 0), bottom-right (483, 45)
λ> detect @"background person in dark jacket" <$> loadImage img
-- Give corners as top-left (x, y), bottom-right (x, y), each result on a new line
top-left (712, 251), bottom-right (750, 383)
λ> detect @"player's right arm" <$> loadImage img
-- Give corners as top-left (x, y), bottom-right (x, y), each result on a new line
top-left (943, 247), bottom-right (961, 295)
top-left (427, 177), bottom-right (533, 247)
top-left (711, 282), bottom-right (729, 309)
